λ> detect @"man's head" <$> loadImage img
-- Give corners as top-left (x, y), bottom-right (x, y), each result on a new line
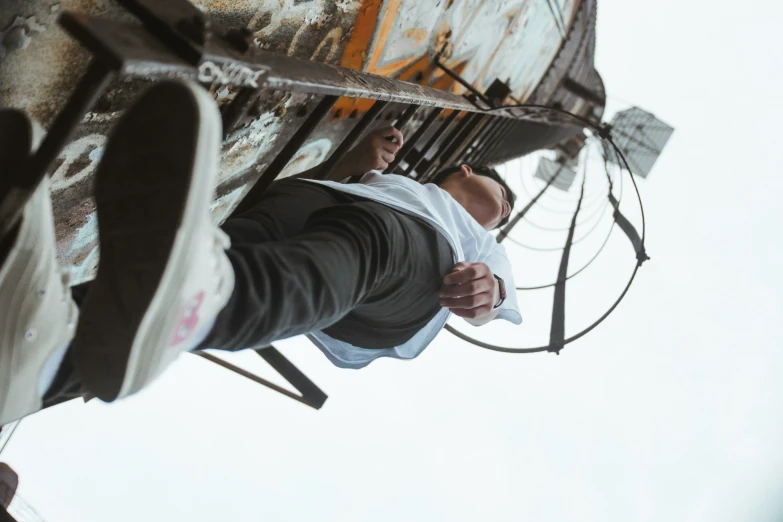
top-left (430, 164), bottom-right (515, 230)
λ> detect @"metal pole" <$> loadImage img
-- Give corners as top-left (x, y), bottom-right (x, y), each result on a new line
top-left (314, 99), bottom-right (388, 180)
top-left (478, 118), bottom-right (515, 164)
top-left (549, 177), bottom-right (586, 354)
top-left (420, 111), bottom-right (472, 180)
top-left (256, 347), bottom-right (328, 409)
top-left (464, 116), bottom-right (498, 163)
top-left (445, 113), bottom-right (490, 165)
top-left (393, 104), bottom-right (420, 133)
top-left (385, 107), bottom-right (443, 174)
top-left (195, 351), bottom-right (325, 409)
top-left (437, 111), bottom-right (483, 167)
top-left (405, 109), bottom-right (460, 178)
top-left (473, 117), bottom-right (509, 163)
top-left (434, 57), bottom-right (492, 107)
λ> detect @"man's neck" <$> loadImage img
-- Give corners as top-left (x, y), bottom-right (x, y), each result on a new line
top-left (441, 187), bottom-right (470, 212)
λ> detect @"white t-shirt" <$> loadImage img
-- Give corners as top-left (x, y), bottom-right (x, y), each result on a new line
top-left (302, 172), bottom-right (522, 368)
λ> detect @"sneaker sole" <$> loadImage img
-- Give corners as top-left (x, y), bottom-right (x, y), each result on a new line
top-left (0, 111), bottom-right (61, 425)
top-left (0, 110), bottom-right (35, 424)
top-left (70, 82), bottom-right (220, 402)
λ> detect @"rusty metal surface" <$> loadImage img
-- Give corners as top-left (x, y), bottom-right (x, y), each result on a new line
top-left (0, 0), bottom-right (602, 283)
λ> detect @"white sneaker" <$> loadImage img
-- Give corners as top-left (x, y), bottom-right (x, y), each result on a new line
top-left (70, 81), bottom-right (235, 402)
top-left (0, 110), bottom-right (79, 426)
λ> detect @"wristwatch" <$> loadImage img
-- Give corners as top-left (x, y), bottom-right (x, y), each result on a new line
top-left (492, 274), bottom-right (506, 309)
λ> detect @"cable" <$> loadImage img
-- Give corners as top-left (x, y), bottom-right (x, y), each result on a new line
top-left (500, 151), bottom-right (621, 234)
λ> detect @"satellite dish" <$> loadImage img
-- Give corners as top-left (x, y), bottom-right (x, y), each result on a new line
top-left (607, 107), bottom-right (673, 178)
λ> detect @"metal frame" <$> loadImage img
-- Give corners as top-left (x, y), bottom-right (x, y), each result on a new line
top-left (0, 0), bottom-right (635, 407)
top-left (445, 128), bottom-right (649, 354)
top-left (0, 0), bottom-right (567, 409)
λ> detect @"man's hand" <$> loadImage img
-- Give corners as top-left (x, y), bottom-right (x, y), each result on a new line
top-left (332, 126), bottom-right (404, 180)
top-left (439, 262), bottom-right (500, 324)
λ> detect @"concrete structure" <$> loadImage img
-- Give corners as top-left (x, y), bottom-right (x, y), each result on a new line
top-left (0, 0), bottom-right (603, 282)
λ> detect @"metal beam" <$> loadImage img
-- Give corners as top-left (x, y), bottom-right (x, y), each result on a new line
top-left (59, 13), bottom-right (524, 118)
top-left (608, 192), bottom-right (648, 264)
top-left (196, 347), bottom-right (327, 409)
top-left (549, 176), bottom-right (586, 354)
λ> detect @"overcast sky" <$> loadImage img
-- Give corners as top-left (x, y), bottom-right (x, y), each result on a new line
top-left (3, 1), bottom-right (783, 521)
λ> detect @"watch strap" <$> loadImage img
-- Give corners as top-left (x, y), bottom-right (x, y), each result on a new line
top-left (492, 274), bottom-right (506, 309)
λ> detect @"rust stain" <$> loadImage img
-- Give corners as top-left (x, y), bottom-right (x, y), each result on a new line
top-left (401, 27), bottom-right (427, 44)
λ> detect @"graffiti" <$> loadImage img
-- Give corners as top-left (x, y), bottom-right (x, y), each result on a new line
top-left (209, 185), bottom-right (249, 226)
top-left (368, 1), bottom-right (443, 76)
top-left (0, 0), bottom-right (583, 274)
top-left (218, 103), bottom-right (288, 185)
top-left (198, 61), bottom-right (267, 88)
top-left (70, 245), bottom-right (99, 285)
top-left (339, 0), bottom-right (577, 101)
top-left (123, 63), bottom-right (194, 80)
top-left (335, 0), bottom-right (360, 13)
top-left (50, 134), bottom-right (106, 193)
top-left (246, 0), bottom-right (341, 59)
top-left (58, 210), bottom-right (99, 285)
top-left (309, 26), bottom-right (344, 62)
top-left (279, 137), bottom-right (333, 179)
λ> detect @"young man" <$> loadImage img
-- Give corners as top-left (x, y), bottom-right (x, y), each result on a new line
top-left (0, 81), bottom-right (521, 425)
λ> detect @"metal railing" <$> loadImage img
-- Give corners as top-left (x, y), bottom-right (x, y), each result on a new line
top-left (0, 0), bottom-right (596, 408)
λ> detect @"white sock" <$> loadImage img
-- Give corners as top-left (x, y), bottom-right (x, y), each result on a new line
top-left (38, 342), bottom-right (70, 397)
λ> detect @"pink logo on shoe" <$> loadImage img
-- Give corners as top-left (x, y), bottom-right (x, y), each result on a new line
top-left (170, 291), bottom-right (205, 346)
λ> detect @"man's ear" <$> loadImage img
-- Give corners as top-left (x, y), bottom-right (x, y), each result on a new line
top-left (459, 164), bottom-right (471, 177)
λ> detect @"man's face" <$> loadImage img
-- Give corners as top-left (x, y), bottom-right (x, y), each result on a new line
top-left (440, 165), bottom-right (511, 230)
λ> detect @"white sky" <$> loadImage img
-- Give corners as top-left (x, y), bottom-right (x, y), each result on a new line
top-left (4, 0), bottom-right (783, 521)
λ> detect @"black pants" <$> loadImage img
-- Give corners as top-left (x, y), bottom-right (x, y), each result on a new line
top-left (45, 179), bottom-right (453, 406)
top-left (201, 179), bottom-right (454, 350)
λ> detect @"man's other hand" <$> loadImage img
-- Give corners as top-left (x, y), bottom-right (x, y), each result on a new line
top-left (439, 262), bottom-right (500, 323)
top-left (334, 126), bottom-right (404, 179)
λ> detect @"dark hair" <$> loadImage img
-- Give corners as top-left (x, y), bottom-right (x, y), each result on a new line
top-left (429, 164), bottom-right (516, 228)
